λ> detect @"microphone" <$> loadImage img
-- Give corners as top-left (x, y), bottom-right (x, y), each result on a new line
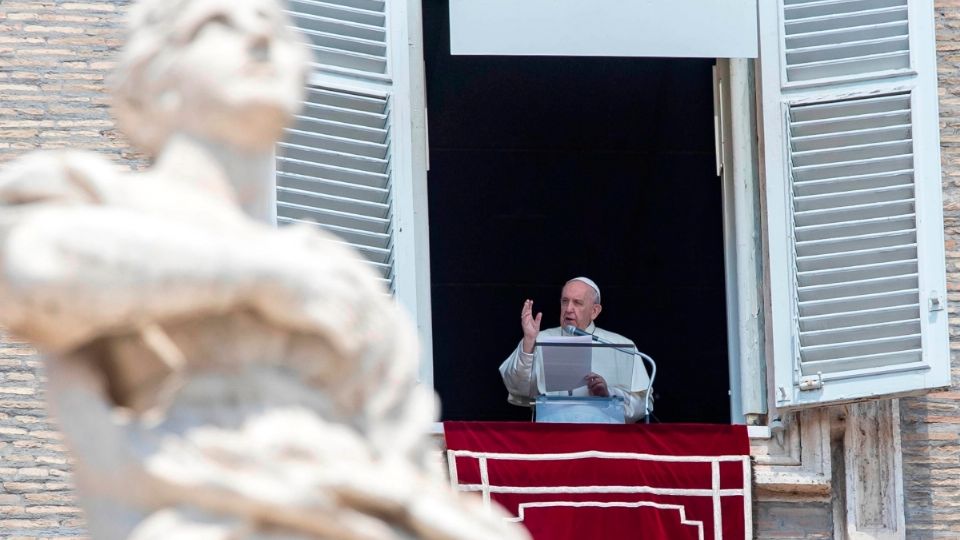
top-left (563, 324), bottom-right (598, 340)
top-left (562, 325), bottom-right (658, 424)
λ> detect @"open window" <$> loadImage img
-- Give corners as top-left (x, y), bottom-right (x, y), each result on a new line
top-left (277, 0), bottom-right (950, 423)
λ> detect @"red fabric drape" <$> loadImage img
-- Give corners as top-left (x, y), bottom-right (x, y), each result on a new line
top-left (444, 422), bottom-right (750, 540)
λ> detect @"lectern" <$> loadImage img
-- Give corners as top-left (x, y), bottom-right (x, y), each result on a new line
top-left (533, 338), bottom-right (649, 424)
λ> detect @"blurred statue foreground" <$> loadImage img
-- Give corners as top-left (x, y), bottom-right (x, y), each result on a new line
top-left (0, 0), bottom-right (527, 538)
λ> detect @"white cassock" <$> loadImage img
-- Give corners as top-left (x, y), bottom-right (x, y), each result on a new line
top-left (499, 323), bottom-right (652, 423)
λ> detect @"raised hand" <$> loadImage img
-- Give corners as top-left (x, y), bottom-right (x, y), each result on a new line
top-left (520, 299), bottom-right (542, 354)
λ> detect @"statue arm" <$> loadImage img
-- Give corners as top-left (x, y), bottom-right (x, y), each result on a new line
top-left (0, 202), bottom-right (383, 354)
top-left (0, 204), bottom-right (262, 351)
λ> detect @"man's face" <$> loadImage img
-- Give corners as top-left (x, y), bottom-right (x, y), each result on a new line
top-left (560, 281), bottom-right (602, 330)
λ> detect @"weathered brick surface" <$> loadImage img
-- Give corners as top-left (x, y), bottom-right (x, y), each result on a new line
top-left (0, 0), bottom-right (141, 537)
top-left (0, 333), bottom-right (85, 538)
top-left (3, 1), bottom-right (960, 539)
top-left (0, 0), bottom-right (139, 166)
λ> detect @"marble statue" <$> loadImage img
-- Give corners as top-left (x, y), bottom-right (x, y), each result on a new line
top-left (0, 0), bottom-right (528, 538)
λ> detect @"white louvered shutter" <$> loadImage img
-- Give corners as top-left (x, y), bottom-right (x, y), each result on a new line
top-left (759, 0), bottom-right (949, 408)
top-left (277, 0), bottom-right (428, 298)
top-left (277, 87), bottom-right (395, 290)
top-left (287, 0), bottom-right (389, 77)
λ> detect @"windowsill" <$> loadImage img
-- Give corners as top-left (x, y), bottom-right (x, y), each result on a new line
top-left (428, 422), bottom-right (772, 438)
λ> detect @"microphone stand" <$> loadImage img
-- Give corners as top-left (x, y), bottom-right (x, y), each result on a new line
top-left (564, 326), bottom-right (657, 424)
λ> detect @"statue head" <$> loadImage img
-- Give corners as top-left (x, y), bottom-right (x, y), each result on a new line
top-left (112, 0), bottom-right (310, 156)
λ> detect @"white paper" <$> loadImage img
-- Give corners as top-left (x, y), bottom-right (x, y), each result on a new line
top-left (590, 344), bottom-right (649, 392)
top-left (538, 335), bottom-right (593, 392)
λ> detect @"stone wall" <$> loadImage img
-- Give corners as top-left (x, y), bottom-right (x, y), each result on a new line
top-left (2, 1), bottom-right (960, 539)
top-left (0, 333), bottom-right (82, 538)
top-left (0, 1), bottom-right (136, 537)
top-left (755, 502), bottom-right (833, 540)
top-left (0, 1), bottom-right (139, 165)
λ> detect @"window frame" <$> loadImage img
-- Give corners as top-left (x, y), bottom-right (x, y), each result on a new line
top-left (284, 0), bottom-right (950, 419)
top-left (386, 0), bottom-right (434, 387)
top-left (756, 0), bottom-right (950, 410)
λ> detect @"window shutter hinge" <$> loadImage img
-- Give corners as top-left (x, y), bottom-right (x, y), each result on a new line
top-left (798, 373), bottom-right (823, 391)
top-left (929, 291), bottom-right (945, 312)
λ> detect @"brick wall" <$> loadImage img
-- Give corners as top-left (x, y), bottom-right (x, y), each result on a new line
top-left (900, 2), bottom-right (960, 538)
top-left (2, 1), bottom-right (960, 540)
top-left (0, 332), bottom-right (83, 538)
top-left (0, 1), bottom-right (136, 537)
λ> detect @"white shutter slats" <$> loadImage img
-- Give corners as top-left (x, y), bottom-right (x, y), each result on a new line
top-left (793, 200), bottom-right (915, 226)
top-left (797, 259), bottom-right (918, 287)
top-left (301, 87), bottom-right (387, 114)
top-left (791, 139), bottom-right (914, 167)
top-left (286, 129), bottom-right (387, 159)
top-left (786, 35), bottom-right (909, 66)
top-left (289, 1), bottom-right (385, 30)
top-left (794, 213), bottom-right (916, 241)
top-left (790, 92), bottom-right (907, 117)
top-left (783, 0), bottom-right (903, 18)
top-left (784, 6), bottom-right (907, 34)
top-left (791, 113), bottom-right (912, 137)
top-left (278, 196), bottom-right (391, 241)
top-left (796, 247), bottom-right (917, 276)
top-left (801, 349), bottom-right (921, 375)
top-left (799, 303), bottom-right (920, 331)
top-left (784, 20), bottom-right (907, 50)
top-left (796, 229), bottom-right (917, 255)
top-left (798, 287), bottom-right (918, 316)
top-left (794, 184), bottom-right (915, 211)
top-left (279, 206), bottom-right (393, 260)
top-left (791, 124), bottom-right (912, 151)
top-left (793, 155), bottom-right (914, 182)
top-left (801, 317), bottom-right (920, 344)
top-left (279, 160), bottom-right (387, 189)
top-left (802, 333), bottom-right (921, 363)
top-left (300, 96), bottom-right (387, 127)
top-left (287, 0), bottom-right (388, 76)
top-left (277, 86), bottom-right (396, 283)
top-left (792, 170), bottom-right (913, 196)
top-left (782, 0), bottom-right (909, 83)
top-left (787, 51), bottom-right (909, 82)
top-left (798, 272), bottom-right (918, 301)
top-left (278, 173), bottom-right (389, 203)
top-left (280, 142), bottom-right (388, 173)
top-left (279, 187), bottom-right (390, 219)
top-left (291, 114), bottom-right (388, 144)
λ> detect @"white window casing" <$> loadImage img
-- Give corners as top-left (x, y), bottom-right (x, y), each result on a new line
top-left (278, 0), bottom-right (434, 385)
top-left (759, 0), bottom-right (949, 409)
top-left (717, 59), bottom-right (768, 423)
top-left (448, 0), bottom-right (759, 58)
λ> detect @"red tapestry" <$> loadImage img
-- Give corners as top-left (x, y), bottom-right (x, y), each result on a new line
top-left (444, 422), bottom-right (750, 540)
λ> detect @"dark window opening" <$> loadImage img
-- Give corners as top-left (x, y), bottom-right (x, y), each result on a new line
top-left (424, 2), bottom-right (730, 423)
